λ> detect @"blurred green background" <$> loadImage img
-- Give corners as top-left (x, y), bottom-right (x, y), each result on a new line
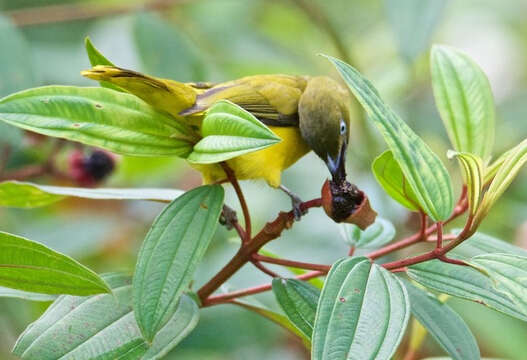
top-left (1, 0), bottom-right (527, 359)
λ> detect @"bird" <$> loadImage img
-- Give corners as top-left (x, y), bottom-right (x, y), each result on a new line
top-left (82, 66), bottom-right (351, 218)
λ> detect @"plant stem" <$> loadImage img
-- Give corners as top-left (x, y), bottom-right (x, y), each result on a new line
top-left (220, 163), bottom-right (252, 242)
top-left (251, 260), bottom-right (280, 278)
top-left (197, 198), bottom-right (322, 302)
top-left (253, 254), bottom-right (331, 272)
top-left (202, 270), bottom-right (326, 307)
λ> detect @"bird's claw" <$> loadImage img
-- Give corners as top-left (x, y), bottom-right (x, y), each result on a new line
top-left (291, 194), bottom-right (307, 221)
top-left (219, 205), bottom-right (238, 230)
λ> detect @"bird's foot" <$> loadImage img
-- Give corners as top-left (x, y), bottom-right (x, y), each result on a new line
top-left (219, 204), bottom-right (238, 230)
top-left (279, 185), bottom-right (307, 221)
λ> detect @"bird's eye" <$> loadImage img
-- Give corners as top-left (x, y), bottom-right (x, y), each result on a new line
top-left (339, 120), bottom-right (346, 135)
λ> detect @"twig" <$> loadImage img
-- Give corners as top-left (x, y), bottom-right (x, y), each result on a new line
top-left (253, 254), bottom-right (331, 272)
top-left (197, 198), bottom-right (322, 302)
top-left (251, 260), bottom-right (280, 278)
top-left (6, 0), bottom-right (188, 27)
top-left (220, 162), bottom-right (252, 242)
top-left (202, 270), bottom-right (325, 307)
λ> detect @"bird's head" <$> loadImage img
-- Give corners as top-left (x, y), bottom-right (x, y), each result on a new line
top-left (298, 76), bottom-right (351, 183)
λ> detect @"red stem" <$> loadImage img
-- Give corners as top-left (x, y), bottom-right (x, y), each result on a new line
top-left (202, 270), bottom-right (326, 307)
top-left (253, 254), bottom-right (331, 272)
top-left (221, 163), bottom-right (251, 242)
top-left (251, 260), bottom-right (280, 278)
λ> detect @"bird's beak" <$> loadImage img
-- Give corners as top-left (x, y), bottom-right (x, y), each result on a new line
top-left (326, 141), bottom-right (347, 183)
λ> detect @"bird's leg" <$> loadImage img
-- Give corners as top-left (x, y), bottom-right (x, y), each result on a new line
top-left (219, 204), bottom-right (238, 230)
top-left (279, 184), bottom-right (307, 221)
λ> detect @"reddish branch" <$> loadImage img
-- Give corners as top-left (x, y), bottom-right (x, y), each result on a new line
top-left (253, 254), bottom-right (331, 272)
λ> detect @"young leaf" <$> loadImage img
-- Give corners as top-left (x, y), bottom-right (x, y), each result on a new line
top-left (187, 100), bottom-right (281, 164)
top-left (474, 138), bottom-right (527, 227)
top-left (13, 273), bottom-right (199, 360)
top-left (84, 37), bottom-right (123, 92)
top-left (339, 216), bottom-right (395, 249)
top-left (0, 180), bottom-right (183, 208)
top-left (312, 257), bottom-right (409, 360)
top-left (327, 55), bottom-right (453, 221)
top-left (372, 150), bottom-right (421, 211)
top-left (469, 254), bottom-right (527, 316)
top-left (233, 298), bottom-right (311, 348)
top-left (384, 0), bottom-right (446, 62)
top-left (134, 185), bottom-right (224, 341)
top-left (0, 86), bottom-right (195, 157)
top-left (272, 278), bottom-right (320, 338)
top-left (447, 151), bottom-right (484, 215)
top-left (451, 231), bottom-right (527, 259)
top-left (407, 260), bottom-right (527, 321)
top-left (403, 280), bottom-right (480, 360)
top-left (0, 231), bottom-right (109, 295)
top-left (431, 45), bottom-right (495, 160)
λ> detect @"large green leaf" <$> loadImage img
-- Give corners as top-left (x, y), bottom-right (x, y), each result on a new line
top-left (451, 231), bottom-right (527, 259)
top-left (0, 86), bottom-right (195, 157)
top-left (272, 278), bottom-right (320, 338)
top-left (469, 254), bottom-right (527, 316)
top-left (13, 273), bottom-right (199, 360)
top-left (0, 180), bottom-right (183, 208)
top-left (327, 56), bottom-right (453, 221)
top-left (384, 0), bottom-right (446, 62)
top-left (431, 45), bottom-right (495, 160)
top-left (0, 231), bottom-right (109, 295)
top-left (474, 138), bottom-right (527, 227)
top-left (134, 12), bottom-right (206, 82)
top-left (447, 151), bottom-right (484, 215)
top-left (372, 150), bottom-right (421, 211)
top-left (403, 280), bottom-right (480, 360)
top-left (84, 37), bottom-right (123, 92)
top-left (339, 216), bottom-right (396, 249)
top-left (407, 260), bottom-right (527, 321)
top-left (134, 185), bottom-right (224, 341)
top-left (312, 257), bottom-right (409, 360)
top-left (187, 100), bottom-right (281, 164)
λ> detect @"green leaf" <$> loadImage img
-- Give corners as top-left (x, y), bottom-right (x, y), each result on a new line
top-left (312, 257), bottom-right (409, 360)
top-left (187, 100), bottom-right (281, 164)
top-left (447, 151), bottom-right (484, 215)
top-left (403, 280), bottom-right (480, 360)
top-left (474, 138), bottom-right (527, 227)
top-left (384, 0), bottom-right (446, 62)
top-left (0, 86), bottom-right (195, 157)
top-left (84, 37), bottom-right (123, 92)
top-left (0, 231), bottom-right (109, 296)
top-left (451, 231), bottom-right (527, 259)
top-left (13, 273), bottom-right (199, 360)
top-left (134, 12), bottom-right (206, 82)
top-left (134, 185), bottom-right (224, 341)
top-left (339, 216), bottom-right (396, 249)
top-left (272, 278), bottom-right (320, 338)
top-left (372, 150), bottom-right (421, 211)
top-left (0, 180), bottom-right (183, 208)
top-left (469, 254), bottom-right (527, 316)
top-left (0, 286), bottom-right (57, 302)
top-left (484, 147), bottom-right (513, 184)
top-left (407, 260), bottom-right (527, 321)
top-left (327, 55), bottom-right (454, 221)
top-left (233, 298), bottom-right (311, 348)
top-left (431, 45), bottom-right (495, 160)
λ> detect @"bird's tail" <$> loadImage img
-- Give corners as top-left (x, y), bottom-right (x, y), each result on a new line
top-left (81, 65), bottom-right (198, 119)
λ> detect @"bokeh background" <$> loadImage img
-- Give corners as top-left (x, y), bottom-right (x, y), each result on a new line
top-left (1, 0), bottom-right (527, 359)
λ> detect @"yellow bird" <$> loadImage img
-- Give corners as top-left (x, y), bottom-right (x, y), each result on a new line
top-left (82, 66), bottom-right (351, 217)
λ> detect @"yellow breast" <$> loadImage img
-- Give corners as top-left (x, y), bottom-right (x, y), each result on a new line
top-left (191, 126), bottom-right (311, 188)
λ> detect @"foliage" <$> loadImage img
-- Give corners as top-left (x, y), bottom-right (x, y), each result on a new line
top-left (0, 1), bottom-right (527, 360)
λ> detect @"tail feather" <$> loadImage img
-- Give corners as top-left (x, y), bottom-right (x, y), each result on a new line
top-left (81, 65), bottom-right (197, 119)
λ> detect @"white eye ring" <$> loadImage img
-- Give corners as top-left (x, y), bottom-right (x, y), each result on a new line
top-left (339, 120), bottom-right (346, 135)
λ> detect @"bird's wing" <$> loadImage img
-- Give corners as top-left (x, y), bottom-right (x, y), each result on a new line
top-left (180, 75), bottom-right (308, 127)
